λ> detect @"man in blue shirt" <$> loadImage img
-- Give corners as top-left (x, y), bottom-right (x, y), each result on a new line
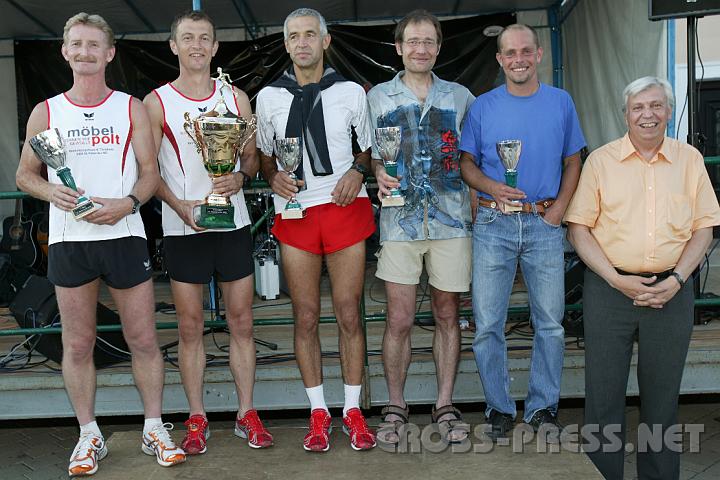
top-left (459, 24), bottom-right (585, 441)
top-left (367, 10), bottom-right (474, 445)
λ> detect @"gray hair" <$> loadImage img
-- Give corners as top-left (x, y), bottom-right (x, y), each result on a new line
top-left (622, 76), bottom-right (675, 112)
top-left (283, 8), bottom-right (328, 40)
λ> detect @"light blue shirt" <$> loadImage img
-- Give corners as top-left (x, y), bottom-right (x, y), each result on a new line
top-left (367, 72), bottom-right (474, 242)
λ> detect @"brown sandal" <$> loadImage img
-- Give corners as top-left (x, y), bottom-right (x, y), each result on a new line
top-left (377, 404), bottom-right (410, 445)
top-left (431, 405), bottom-right (469, 444)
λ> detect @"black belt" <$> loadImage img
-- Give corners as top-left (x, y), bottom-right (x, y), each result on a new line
top-left (615, 268), bottom-right (673, 281)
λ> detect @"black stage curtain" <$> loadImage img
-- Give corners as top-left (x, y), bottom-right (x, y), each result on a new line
top-left (15, 13), bottom-right (512, 140)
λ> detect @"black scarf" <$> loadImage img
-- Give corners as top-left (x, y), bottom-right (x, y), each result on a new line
top-left (270, 66), bottom-right (346, 179)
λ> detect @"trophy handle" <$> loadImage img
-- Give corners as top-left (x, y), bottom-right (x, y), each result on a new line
top-left (238, 128), bottom-right (257, 155)
top-left (183, 112), bottom-right (202, 154)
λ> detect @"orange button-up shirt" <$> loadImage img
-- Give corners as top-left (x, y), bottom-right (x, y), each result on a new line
top-left (564, 134), bottom-right (720, 273)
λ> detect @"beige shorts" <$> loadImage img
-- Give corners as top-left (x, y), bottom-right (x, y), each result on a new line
top-left (375, 237), bottom-right (471, 292)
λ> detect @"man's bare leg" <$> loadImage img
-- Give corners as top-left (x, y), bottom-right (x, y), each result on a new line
top-left (221, 275), bottom-right (256, 415)
top-left (109, 279), bottom-right (164, 418)
top-left (379, 281), bottom-right (417, 442)
top-left (430, 286), bottom-right (463, 440)
top-left (281, 243), bottom-right (323, 387)
top-left (172, 281), bottom-right (207, 416)
top-left (57, 280), bottom-right (101, 425)
top-left (326, 241), bottom-right (366, 386)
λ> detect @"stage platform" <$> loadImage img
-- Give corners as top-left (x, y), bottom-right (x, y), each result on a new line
top-left (1, 256), bottom-right (720, 420)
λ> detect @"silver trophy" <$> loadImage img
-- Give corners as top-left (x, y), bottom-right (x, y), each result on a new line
top-left (496, 139), bottom-right (523, 213)
top-left (375, 126), bottom-right (405, 207)
top-left (29, 128), bottom-right (97, 219)
top-left (274, 137), bottom-right (305, 219)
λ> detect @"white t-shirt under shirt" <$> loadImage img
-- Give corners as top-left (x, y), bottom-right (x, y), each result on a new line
top-left (153, 80), bottom-right (252, 236)
top-left (45, 91), bottom-right (146, 245)
top-left (255, 81), bottom-right (372, 213)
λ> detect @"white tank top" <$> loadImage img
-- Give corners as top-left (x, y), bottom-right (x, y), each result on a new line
top-left (153, 80), bottom-right (251, 236)
top-left (45, 91), bottom-right (146, 245)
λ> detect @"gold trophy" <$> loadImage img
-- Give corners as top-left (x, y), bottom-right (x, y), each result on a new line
top-left (29, 128), bottom-right (97, 219)
top-left (496, 139), bottom-right (523, 213)
top-left (183, 68), bottom-right (256, 229)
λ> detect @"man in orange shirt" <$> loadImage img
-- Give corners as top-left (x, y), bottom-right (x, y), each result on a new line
top-left (565, 76), bottom-right (720, 479)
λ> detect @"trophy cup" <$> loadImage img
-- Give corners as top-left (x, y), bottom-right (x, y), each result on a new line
top-left (29, 128), bottom-right (97, 220)
top-left (375, 126), bottom-right (405, 207)
top-left (183, 67), bottom-right (256, 229)
top-left (496, 139), bottom-right (523, 213)
top-left (274, 137), bottom-right (305, 219)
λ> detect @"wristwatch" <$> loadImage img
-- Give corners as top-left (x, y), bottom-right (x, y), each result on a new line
top-left (670, 271), bottom-right (685, 287)
top-left (238, 170), bottom-right (252, 187)
top-left (127, 194), bottom-right (141, 214)
top-left (349, 163), bottom-right (369, 181)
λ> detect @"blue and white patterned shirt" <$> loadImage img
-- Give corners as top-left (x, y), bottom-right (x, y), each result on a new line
top-left (367, 72), bottom-right (474, 242)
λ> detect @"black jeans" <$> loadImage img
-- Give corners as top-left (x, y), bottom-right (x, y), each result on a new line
top-left (583, 269), bottom-right (693, 480)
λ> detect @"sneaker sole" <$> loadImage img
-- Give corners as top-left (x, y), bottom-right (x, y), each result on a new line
top-left (68, 446), bottom-right (107, 477)
top-left (234, 426), bottom-right (273, 449)
top-left (141, 442), bottom-right (186, 467)
top-left (303, 425), bottom-right (332, 452)
top-left (342, 424), bottom-right (376, 451)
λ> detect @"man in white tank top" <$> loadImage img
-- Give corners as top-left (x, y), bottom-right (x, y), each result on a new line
top-left (144, 10), bottom-right (272, 453)
top-left (16, 13), bottom-right (185, 476)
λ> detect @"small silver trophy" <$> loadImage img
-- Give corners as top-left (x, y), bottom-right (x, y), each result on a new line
top-left (496, 139), bottom-right (523, 213)
top-left (375, 126), bottom-right (405, 207)
top-left (274, 137), bottom-right (305, 219)
top-left (29, 128), bottom-right (97, 219)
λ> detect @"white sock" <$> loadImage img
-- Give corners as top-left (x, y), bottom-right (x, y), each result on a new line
top-left (143, 417), bottom-right (163, 435)
top-left (343, 384), bottom-right (362, 417)
top-left (79, 420), bottom-right (102, 438)
top-left (305, 384), bottom-right (328, 412)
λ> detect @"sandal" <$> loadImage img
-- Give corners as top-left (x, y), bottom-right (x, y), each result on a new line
top-left (431, 405), bottom-right (469, 444)
top-left (377, 404), bottom-right (410, 445)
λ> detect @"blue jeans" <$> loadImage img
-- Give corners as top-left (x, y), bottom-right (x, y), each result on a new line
top-left (471, 206), bottom-right (565, 422)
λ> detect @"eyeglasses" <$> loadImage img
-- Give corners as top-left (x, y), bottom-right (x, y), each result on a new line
top-left (500, 49), bottom-right (537, 60)
top-left (403, 39), bottom-right (438, 49)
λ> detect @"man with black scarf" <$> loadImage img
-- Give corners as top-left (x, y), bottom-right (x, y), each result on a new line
top-left (257, 8), bottom-right (376, 452)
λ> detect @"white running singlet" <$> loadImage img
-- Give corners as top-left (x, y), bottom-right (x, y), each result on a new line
top-left (45, 91), bottom-right (146, 245)
top-left (154, 80), bottom-right (251, 236)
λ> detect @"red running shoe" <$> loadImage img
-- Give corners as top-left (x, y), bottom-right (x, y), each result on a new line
top-left (235, 409), bottom-right (273, 448)
top-left (342, 408), bottom-right (376, 451)
top-left (181, 414), bottom-right (209, 455)
top-left (303, 408), bottom-right (332, 452)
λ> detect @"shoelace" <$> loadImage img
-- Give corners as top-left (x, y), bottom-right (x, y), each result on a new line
top-left (147, 423), bottom-right (177, 448)
top-left (71, 433), bottom-right (102, 459)
top-left (243, 411), bottom-right (267, 433)
top-left (309, 411), bottom-right (329, 436)
top-left (346, 411), bottom-right (370, 434)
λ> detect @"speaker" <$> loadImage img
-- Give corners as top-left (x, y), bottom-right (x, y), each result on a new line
top-left (649, 0), bottom-right (720, 21)
top-left (9, 275), bottom-right (129, 367)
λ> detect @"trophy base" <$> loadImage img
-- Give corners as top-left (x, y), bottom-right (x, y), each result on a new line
top-left (381, 195), bottom-right (405, 207)
top-left (72, 200), bottom-right (97, 220)
top-left (501, 202), bottom-right (523, 213)
top-left (281, 207), bottom-right (306, 220)
top-left (195, 204), bottom-right (236, 229)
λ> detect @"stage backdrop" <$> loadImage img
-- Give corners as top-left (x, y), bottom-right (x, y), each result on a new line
top-left (15, 13), bottom-right (513, 141)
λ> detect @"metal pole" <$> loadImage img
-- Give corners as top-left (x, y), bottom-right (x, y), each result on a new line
top-left (687, 16), bottom-right (697, 147)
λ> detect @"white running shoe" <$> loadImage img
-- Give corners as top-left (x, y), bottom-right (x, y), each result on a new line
top-left (141, 422), bottom-right (186, 467)
top-left (68, 433), bottom-right (107, 477)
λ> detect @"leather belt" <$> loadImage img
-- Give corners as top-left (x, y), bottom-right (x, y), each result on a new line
top-left (477, 198), bottom-right (555, 214)
top-left (616, 268), bottom-right (673, 281)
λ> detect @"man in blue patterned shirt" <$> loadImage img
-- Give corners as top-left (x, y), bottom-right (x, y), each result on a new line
top-left (367, 9), bottom-right (474, 445)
